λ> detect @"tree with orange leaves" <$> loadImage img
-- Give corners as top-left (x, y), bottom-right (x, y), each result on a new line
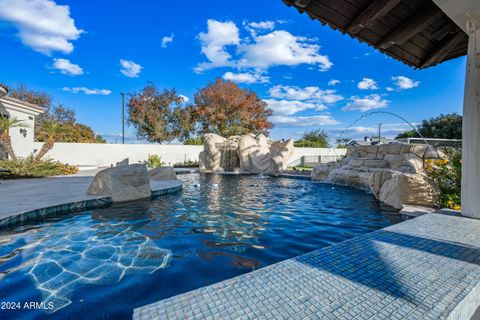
top-left (193, 78), bottom-right (272, 137)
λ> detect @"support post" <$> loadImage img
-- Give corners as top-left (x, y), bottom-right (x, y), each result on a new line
top-left (462, 14), bottom-right (480, 218)
top-left (121, 92), bottom-right (125, 144)
top-left (378, 123), bottom-right (382, 143)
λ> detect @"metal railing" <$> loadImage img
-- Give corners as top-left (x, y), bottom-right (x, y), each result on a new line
top-left (298, 155), bottom-right (343, 167)
top-left (395, 138), bottom-right (462, 147)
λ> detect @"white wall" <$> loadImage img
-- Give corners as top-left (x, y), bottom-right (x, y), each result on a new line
top-left (0, 101), bottom-right (38, 158)
top-left (289, 147), bottom-right (346, 166)
top-left (34, 142), bottom-right (347, 167)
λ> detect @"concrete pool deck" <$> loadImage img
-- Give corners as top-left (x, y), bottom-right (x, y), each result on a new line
top-left (0, 169), bottom-right (183, 228)
top-left (134, 212), bottom-right (480, 320)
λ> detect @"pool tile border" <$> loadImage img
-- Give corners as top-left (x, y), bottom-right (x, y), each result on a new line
top-left (277, 173), bottom-right (312, 180)
top-left (0, 185), bottom-right (182, 230)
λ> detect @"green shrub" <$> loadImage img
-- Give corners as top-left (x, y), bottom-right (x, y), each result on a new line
top-left (425, 147), bottom-right (461, 210)
top-left (183, 137), bottom-right (204, 145)
top-left (294, 140), bottom-right (328, 148)
top-left (173, 160), bottom-right (199, 168)
top-left (0, 157), bottom-right (78, 178)
top-left (294, 129), bottom-right (329, 148)
top-left (147, 154), bottom-right (165, 168)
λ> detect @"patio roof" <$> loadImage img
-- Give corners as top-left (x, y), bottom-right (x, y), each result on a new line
top-left (281, 0), bottom-right (468, 69)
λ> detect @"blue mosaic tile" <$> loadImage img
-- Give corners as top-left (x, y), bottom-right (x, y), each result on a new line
top-left (134, 213), bottom-right (480, 320)
top-left (0, 197), bottom-right (112, 230)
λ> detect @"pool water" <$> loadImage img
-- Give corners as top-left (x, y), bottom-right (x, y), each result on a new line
top-left (0, 174), bottom-right (401, 319)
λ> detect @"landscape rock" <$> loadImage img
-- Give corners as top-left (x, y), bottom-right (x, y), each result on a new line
top-left (87, 164), bottom-right (151, 202)
top-left (328, 169), bottom-right (371, 191)
top-left (199, 133), bottom-right (227, 172)
top-left (200, 133), bottom-right (294, 176)
top-left (116, 158), bottom-right (129, 166)
top-left (311, 162), bottom-right (339, 181)
top-left (369, 170), bottom-right (440, 209)
top-left (312, 143), bottom-right (442, 210)
top-left (149, 166), bottom-right (177, 180)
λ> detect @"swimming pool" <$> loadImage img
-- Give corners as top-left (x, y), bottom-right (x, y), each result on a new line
top-left (0, 173), bottom-right (401, 319)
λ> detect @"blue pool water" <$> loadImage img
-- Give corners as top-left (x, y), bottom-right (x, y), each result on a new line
top-left (0, 174), bottom-right (401, 319)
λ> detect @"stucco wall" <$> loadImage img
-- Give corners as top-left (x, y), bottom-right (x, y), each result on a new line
top-left (0, 101), bottom-right (38, 158)
top-left (33, 142), bottom-right (347, 167)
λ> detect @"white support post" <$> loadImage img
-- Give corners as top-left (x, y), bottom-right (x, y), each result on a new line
top-left (462, 13), bottom-right (480, 218)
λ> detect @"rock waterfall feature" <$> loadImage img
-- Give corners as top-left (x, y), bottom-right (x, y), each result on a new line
top-left (312, 144), bottom-right (441, 209)
top-left (199, 133), bottom-right (294, 176)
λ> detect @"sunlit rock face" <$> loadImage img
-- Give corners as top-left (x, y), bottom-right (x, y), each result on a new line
top-left (312, 144), bottom-right (441, 209)
top-left (199, 133), bottom-right (294, 176)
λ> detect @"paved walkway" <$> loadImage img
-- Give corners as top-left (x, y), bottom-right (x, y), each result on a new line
top-left (134, 213), bottom-right (480, 320)
top-left (0, 169), bottom-right (182, 221)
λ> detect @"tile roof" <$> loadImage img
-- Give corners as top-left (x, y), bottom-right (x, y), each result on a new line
top-left (0, 95), bottom-right (45, 112)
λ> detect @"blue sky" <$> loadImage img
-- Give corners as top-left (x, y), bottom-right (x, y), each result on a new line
top-left (0, 0), bottom-right (466, 143)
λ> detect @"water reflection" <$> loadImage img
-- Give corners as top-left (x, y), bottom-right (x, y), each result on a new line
top-left (1, 212), bottom-right (171, 314)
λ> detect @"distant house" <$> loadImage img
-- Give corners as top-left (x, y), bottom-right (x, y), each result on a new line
top-left (0, 83), bottom-right (45, 158)
top-left (347, 136), bottom-right (396, 147)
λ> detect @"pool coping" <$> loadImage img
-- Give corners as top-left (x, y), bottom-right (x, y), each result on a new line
top-left (0, 184), bottom-right (183, 230)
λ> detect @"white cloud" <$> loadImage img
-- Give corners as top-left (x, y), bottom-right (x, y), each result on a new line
top-left (0, 0), bottom-right (83, 55)
top-left (238, 30), bottom-right (332, 71)
top-left (386, 87), bottom-right (394, 92)
top-left (244, 20), bottom-right (275, 36)
top-left (62, 87), bottom-right (111, 95)
top-left (343, 94), bottom-right (389, 112)
top-left (179, 95), bottom-right (189, 103)
top-left (194, 19), bottom-right (240, 73)
top-left (264, 99), bottom-right (326, 116)
top-left (357, 78), bottom-right (379, 90)
top-left (120, 59), bottom-right (142, 78)
top-left (270, 115), bottom-right (339, 127)
top-left (161, 34), bottom-right (174, 48)
top-left (195, 20), bottom-right (332, 73)
top-left (392, 76), bottom-right (419, 90)
top-left (222, 71), bottom-right (270, 84)
top-left (52, 58), bottom-right (83, 75)
top-left (328, 79), bottom-right (340, 86)
top-left (268, 85), bottom-right (343, 104)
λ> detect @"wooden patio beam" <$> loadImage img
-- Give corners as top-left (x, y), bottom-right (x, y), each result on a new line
top-left (420, 32), bottom-right (465, 68)
top-left (379, 3), bottom-right (444, 49)
top-left (347, 0), bottom-right (402, 34)
top-left (295, 0), bottom-right (312, 9)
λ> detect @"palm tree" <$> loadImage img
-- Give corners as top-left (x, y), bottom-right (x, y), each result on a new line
top-left (0, 116), bottom-right (28, 160)
top-left (35, 121), bottom-right (63, 160)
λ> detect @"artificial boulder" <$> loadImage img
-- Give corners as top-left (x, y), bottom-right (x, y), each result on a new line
top-left (149, 166), bottom-right (177, 180)
top-left (312, 144), bottom-right (441, 209)
top-left (116, 158), bottom-right (129, 166)
top-left (312, 162), bottom-right (339, 181)
top-left (199, 133), bottom-right (227, 172)
top-left (199, 133), bottom-right (294, 176)
top-left (87, 164), bottom-right (151, 202)
top-left (369, 170), bottom-right (440, 209)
